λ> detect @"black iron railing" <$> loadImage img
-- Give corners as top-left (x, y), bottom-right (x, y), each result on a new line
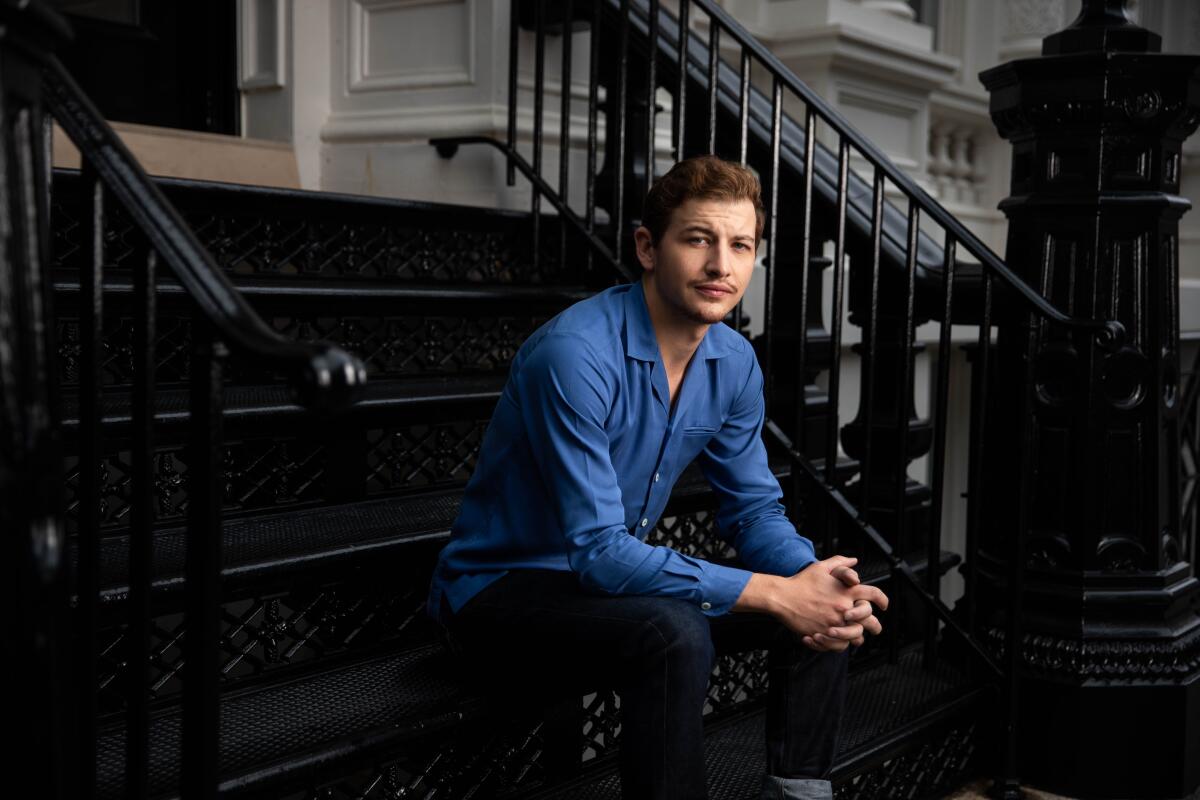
top-left (433, 1), bottom-right (1126, 794)
top-left (0, 4), bottom-right (365, 799)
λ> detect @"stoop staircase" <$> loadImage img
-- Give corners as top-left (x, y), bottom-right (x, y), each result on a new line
top-left (6, 1), bottom-right (1171, 799)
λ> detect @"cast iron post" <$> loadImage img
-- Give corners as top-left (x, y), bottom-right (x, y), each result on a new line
top-left (980, 1), bottom-right (1200, 797)
top-left (0, 1), bottom-right (73, 797)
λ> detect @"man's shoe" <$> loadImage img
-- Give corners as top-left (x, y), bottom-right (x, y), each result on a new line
top-left (758, 774), bottom-right (833, 800)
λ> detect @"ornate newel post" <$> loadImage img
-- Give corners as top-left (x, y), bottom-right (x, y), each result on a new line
top-left (980, 1), bottom-right (1200, 797)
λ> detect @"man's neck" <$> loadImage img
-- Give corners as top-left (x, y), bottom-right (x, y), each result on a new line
top-left (641, 275), bottom-right (707, 371)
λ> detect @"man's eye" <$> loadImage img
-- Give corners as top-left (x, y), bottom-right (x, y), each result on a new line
top-left (689, 237), bottom-right (709, 246)
top-left (733, 242), bottom-right (751, 252)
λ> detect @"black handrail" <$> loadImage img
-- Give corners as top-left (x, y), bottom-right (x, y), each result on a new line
top-left (12, 8), bottom-right (365, 799)
top-left (41, 55), bottom-right (367, 411)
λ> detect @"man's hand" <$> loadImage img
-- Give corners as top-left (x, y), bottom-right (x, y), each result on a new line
top-left (732, 555), bottom-right (888, 653)
top-left (802, 557), bottom-right (886, 651)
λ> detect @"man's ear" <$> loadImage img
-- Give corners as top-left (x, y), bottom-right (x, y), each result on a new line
top-left (633, 226), bottom-right (656, 272)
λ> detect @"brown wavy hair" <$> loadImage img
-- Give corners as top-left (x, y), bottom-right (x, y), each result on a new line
top-left (640, 155), bottom-right (764, 247)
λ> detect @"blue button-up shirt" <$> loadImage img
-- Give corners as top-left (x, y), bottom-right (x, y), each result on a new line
top-left (427, 280), bottom-right (816, 623)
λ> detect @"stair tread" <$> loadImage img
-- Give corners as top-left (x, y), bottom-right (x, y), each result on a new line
top-left (86, 489), bottom-right (463, 599)
top-left (534, 646), bottom-right (986, 800)
top-left (95, 642), bottom-right (983, 800)
top-left (80, 458), bottom-right (797, 600)
top-left (94, 644), bottom-right (468, 800)
top-left (60, 373), bottom-right (509, 426)
top-left (54, 272), bottom-right (596, 305)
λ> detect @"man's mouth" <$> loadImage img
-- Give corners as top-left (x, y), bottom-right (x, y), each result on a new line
top-left (695, 284), bottom-right (732, 298)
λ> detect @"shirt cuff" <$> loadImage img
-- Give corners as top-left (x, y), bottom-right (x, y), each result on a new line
top-left (774, 536), bottom-right (817, 577)
top-left (698, 561), bottom-right (754, 616)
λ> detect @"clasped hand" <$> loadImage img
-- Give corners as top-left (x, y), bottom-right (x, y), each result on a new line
top-left (787, 556), bottom-right (888, 653)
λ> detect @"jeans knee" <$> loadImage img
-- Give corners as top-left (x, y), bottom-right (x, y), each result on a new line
top-left (638, 600), bottom-right (716, 675)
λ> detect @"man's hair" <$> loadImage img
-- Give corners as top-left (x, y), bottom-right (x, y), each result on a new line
top-left (641, 155), bottom-right (765, 246)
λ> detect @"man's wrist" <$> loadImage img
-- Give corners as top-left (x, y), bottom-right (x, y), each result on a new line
top-left (732, 572), bottom-right (782, 616)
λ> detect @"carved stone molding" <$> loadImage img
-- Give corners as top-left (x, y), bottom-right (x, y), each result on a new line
top-left (1003, 0), bottom-right (1066, 40)
top-left (984, 625), bottom-right (1200, 680)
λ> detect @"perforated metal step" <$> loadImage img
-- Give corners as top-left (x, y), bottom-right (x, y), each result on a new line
top-left (93, 644), bottom-right (471, 800)
top-left (82, 488), bottom-right (464, 603)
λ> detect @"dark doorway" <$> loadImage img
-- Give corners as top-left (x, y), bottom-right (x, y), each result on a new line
top-left (49, 0), bottom-right (240, 135)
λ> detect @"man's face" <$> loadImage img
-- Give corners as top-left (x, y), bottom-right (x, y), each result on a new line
top-left (635, 197), bottom-right (758, 327)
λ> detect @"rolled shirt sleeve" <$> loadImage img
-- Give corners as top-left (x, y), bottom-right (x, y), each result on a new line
top-left (699, 353), bottom-right (816, 577)
top-left (516, 333), bottom-right (752, 615)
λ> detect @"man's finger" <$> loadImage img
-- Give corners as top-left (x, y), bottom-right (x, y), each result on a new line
top-left (843, 600), bottom-right (873, 623)
top-left (821, 555), bottom-right (858, 571)
top-left (831, 566), bottom-right (860, 586)
top-left (849, 584), bottom-right (890, 610)
top-left (802, 635), bottom-right (828, 652)
top-left (812, 633), bottom-right (849, 652)
top-left (861, 614), bottom-right (882, 637)
top-left (826, 623), bottom-right (864, 641)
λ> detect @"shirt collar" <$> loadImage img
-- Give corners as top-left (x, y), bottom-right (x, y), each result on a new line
top-left (623, 280), bottom-right (737, 363)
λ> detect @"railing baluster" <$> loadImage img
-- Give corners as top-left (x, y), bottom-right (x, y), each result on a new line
top-left (558, 0), bottom-right (574, 271)
top-left (857, 168), bottom-right (885, 525)
top-left (646, 0), bottom-right (658, 189)
top-left (924, 235), bottom-right (956, 669)
top-left (763, 77), bottom-right (782, 408)
top-left (794, 106), bottom-right (817, 454)
top-left (738, 48), bottom-right (750, 165)
top-left (889, 199), bottom-right (919, 666)
top-left (706, 18), bottom-right (719, 154)
top-left (674, 0), bottom-right (689, 160)
top-left (586, 0), bottom-right (600, 243)
top-left (824, 140), bottom-right (849, 485)
top-left (532, 0), bottom-right (546, 276)
top-left (76, 163), bottom-right (103, 800)
top-left (730, 46), bottom-right (752, 336)
top-left (127, 245), bottom-right (156, 799)
top-left (506, 0), bottom-right (519, 186)
top-left (615, 0), bottom-right (630, 262)
top-left (822, 138), bottom-right (849, 558)
top-left (964, 271), bottom-right (993, 679)
top-left (181, 323), bottom-right (225, 800)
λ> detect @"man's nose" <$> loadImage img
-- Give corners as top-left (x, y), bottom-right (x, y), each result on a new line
top-left (705, 243), bottom-right (732, 276)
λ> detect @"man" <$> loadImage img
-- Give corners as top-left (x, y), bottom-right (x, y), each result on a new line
top-left (427, 155), bottom-right (888, 800)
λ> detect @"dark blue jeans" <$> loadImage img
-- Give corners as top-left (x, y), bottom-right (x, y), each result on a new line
top-left (443, 569), bottom-right (851, 800)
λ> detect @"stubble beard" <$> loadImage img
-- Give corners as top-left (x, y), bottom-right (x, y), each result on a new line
top-left (669, 287), bottom-right (729, 326)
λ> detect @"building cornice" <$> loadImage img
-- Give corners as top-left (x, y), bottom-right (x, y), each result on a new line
top-left (749, 23), bottom-right (959, 92)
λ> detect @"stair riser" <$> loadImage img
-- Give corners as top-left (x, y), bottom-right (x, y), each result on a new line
top-left (53, 309), bottom-right (551, 392)
top-left (61, 413), bottom-right (494, 536)
top-left (52, 170), bottom-right (588, 288)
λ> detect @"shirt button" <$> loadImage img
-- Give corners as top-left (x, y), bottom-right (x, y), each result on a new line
top-left (701, 601), bottom-right (712, 611)
top-left (654, 472), bottom-right (660, 482)
top-left (640, 518), bottom-right (649, 527)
